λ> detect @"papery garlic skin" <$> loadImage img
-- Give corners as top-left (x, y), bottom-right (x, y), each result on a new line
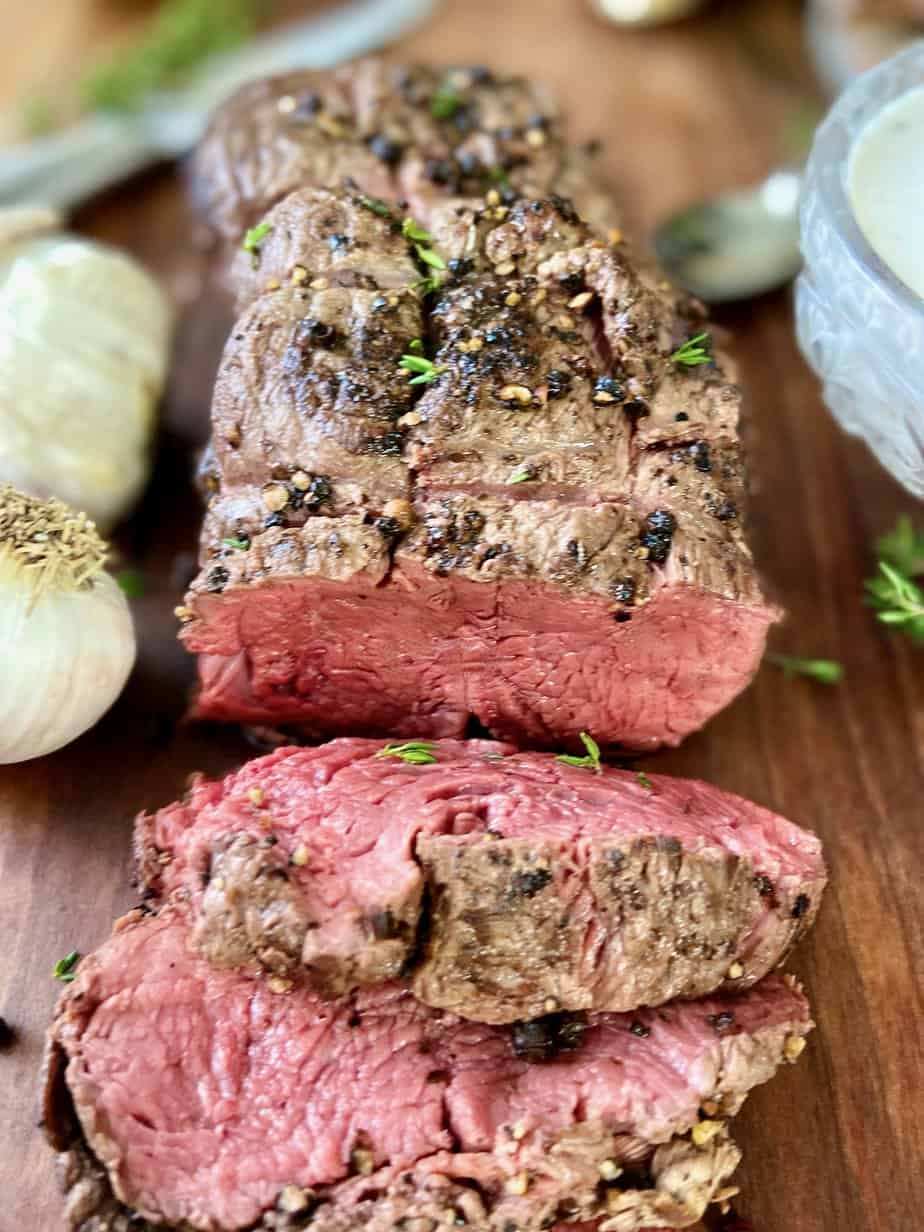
top-left (0, 554), bottom-right (135, 764)
top-left (0, 215), bottom-right (171, 528)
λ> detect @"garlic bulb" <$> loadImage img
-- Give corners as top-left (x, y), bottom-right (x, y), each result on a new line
top-left (0, 484), bottom-right (136, 764)
top-left (0, 208), bottom-right (171, 529)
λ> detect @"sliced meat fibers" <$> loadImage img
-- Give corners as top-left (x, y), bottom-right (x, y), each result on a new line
top-left (181, 185), bottom-right (778, 751)
top-left (46, 905), bottom-right (812, 1232)
top-left (136, 739), bottom-right (826, 1023)
top-left (191, 59), bottom-right (621, 244)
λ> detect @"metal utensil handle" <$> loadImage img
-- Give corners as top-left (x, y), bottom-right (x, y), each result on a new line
top-left (0, 115), bottom-right (154, 212)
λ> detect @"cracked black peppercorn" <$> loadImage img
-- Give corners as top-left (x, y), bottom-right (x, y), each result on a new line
top-left (374, 516), bottom-right (402, 540)
top-left (640, 508), bottom-right (677, 565)
top-left (691, 441), bottom-right (712, 473)
top-left (512, 1013), bottom-right (586, 1063)
top-left (368, 133), bottom-right (403, 164)
top-left (612, 578), bottom-right (637, 605)
top-left (206, 566), bottom-right (230, 593)
top-left (545, 369), bottom-right (572, 399)
top-left (0, 1017), bottom-right (14, 1049)
top-left (305, 475), bottom-right (333, 508)
top-left (629, 1020), bottom-right (651, 1038)
top-left (297, 318), bottom-right (338, 348)
top-left (510, 867), bottom-right (552, 897)
top-left (792, 894), bottom-right (810, 919)
top-left (754, 874), bottom-right (774, 897)
top-left (593, 375), bottom-right (625, 403)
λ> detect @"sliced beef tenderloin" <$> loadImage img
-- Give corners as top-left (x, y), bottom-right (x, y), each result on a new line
top-left (191, 60), bottom-right (620, 247)
top-left (46, 904), bottom-right (812, 1231)
top-left (181, 187), bottom-right (776, 749)
top-left (135, 739), bottom-right (825, 1022)
top-left (181, 188), bottom-right (440, 736)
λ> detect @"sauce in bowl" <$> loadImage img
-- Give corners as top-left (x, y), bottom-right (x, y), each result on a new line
top-left (848, 84), bottom-right (924, 300)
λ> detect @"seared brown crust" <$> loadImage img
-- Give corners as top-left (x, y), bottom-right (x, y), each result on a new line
top-left (413, 835), bottom-right (824, 1023)
top-left (191, 60), bottom-right (620, 244)
top-left (185, 193), bottom-right (767, 621)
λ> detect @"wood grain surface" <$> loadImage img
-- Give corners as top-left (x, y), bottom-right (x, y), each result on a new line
top-left (1, 1), bottom-right (922, 1229)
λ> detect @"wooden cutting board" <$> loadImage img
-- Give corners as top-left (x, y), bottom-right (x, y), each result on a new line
top-left (0, 1), bottom-right (921, 1228)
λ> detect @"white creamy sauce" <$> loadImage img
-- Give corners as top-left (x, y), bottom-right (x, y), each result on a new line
top-left (848, 85), bottom-right (924, 301)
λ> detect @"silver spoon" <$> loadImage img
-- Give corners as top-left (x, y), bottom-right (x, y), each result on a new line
top-left (652, 167), bottom-right (803, 303)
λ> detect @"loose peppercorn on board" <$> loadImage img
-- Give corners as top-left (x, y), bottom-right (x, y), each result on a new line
top-left (0, 2), bottom-right (921, 1231)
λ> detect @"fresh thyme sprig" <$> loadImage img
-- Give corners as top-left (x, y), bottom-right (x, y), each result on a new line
top-left (430, 82), bottom-right (462, 119)
top-left (375, 741), bottom-right (438, 765)
top-left (864, 516), bottom-right (924, 644)
top-left (399, 341), bottom-right (444, 386)
top-left (556, 732), bottom-right (602, 773)
top-left (670, 332), bottom-right (713, 367)
top-left (222, 537), bottom-right (250, 551)
top-left (358, 195), bottom-right (393, 220)
top-left (242, 221), bottom-right (272, 267)
top-left (768, 654), bottom-right (844, 684)
top-left (637, 771), bottom-right (653, 791)
top-left (402, 218), bottom-right (447, 292)
top-left (53, 951), bottom-right (81, 983)
top-left (865, 564), bottom-right (924, 644)
top-left (84, 0), bottom-right (261, 114)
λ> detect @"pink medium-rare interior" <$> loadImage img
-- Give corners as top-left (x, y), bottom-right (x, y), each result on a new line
top-left (59, 909), bottom-right (809, 1230)
top-left (186, 564), bottom-right (776, 750)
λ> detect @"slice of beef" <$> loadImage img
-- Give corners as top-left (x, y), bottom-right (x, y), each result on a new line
top-left (181, 191), bottom-right (778, 750)
top-left (191, 60), bottom-right (621, 245)
top-left (45, 904), bottom-right (811, 1231)
top-left (135, 739), bottom-right (825, 1023)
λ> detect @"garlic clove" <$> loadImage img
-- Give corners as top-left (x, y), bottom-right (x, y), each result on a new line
top-left (0, 209), bottom-right (172, 529)
top-left (0, 485), bottom-right (136, 764)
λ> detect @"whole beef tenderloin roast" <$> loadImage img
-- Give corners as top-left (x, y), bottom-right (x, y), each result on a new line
top-left (191, 60), bottom-right (621, 246)
top-left (181, 187), bottom-right (778, 750)
top-left (135, 739), bottom-right (826, 1023)
top-left (45, 904), bottom-right (812, 1232)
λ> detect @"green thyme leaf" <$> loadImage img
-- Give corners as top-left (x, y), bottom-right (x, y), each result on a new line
top-left (670, 332), bottom-right (713, 367)
top-left (556, 731), bottom-right (602, 773)
top-left (399, 352), bottom-right (443, 386)
top-left (53, 951), bottom-right (81, 983)
top-left (401, 218), bottom-right (446, 279)
top-left (637, 771), bottom-right (653, 791)
top-left (83, 0), bottom-right (260, 114)
top-left (768, 654), bottom-right (844, 684)
top-left (375, 741), bottom-right (438, 765)
top-left (243, 221), bottom-right (273, 267)
top-left (416, 247), bottom-right (447, 271)
top-left (864, 558), bottom-right (924, 644)
top-left (359, 195), bottom-right (392, 219)
top-left (487, 166), bottom-right (512, 192)
top-left (402, 219), bottom-right (432, 244)
top-left (430, 83), bottom-right (462, 120)
top-left (509, 464), bottom-right (534, 484)
top-left (115, 569), bottom-right (145, 599)
top-left (222, 537), bottom-right (249, 551)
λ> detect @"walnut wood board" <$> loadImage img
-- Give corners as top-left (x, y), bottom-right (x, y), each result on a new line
top-left (1, 1), bottom-right (922, 1228)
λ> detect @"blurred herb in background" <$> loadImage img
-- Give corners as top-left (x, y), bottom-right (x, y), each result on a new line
top-left (83, 0), bottom-right (264, 114)
top-left (865, 515), bottom-right (924, 645)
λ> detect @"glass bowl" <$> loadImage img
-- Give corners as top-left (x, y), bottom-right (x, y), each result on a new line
top-left (795, 40), bottom-right (924, 498)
